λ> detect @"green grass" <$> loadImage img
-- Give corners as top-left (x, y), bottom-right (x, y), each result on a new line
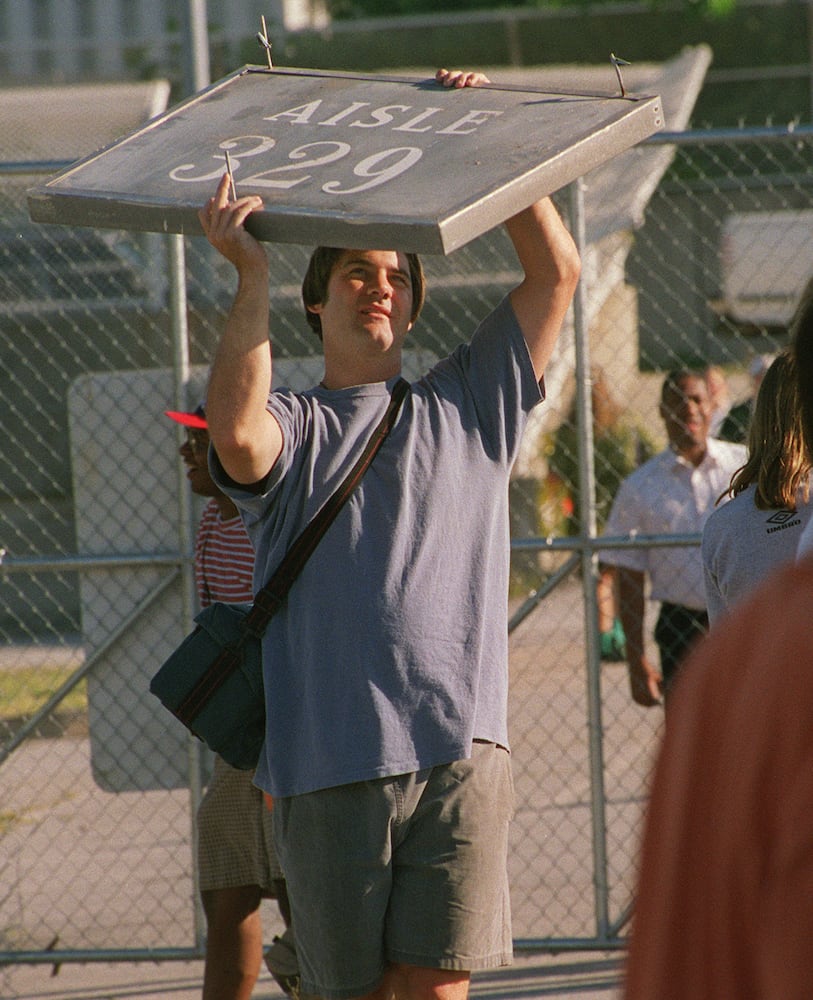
top-left (0, 667), bottom-right (87, 723)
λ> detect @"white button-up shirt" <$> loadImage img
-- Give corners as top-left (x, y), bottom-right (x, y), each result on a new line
top-left (602, 438), bottom-right (746, 610)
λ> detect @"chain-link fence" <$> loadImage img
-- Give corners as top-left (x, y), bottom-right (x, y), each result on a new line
top-left (1, 125), bottom-right (811, 970)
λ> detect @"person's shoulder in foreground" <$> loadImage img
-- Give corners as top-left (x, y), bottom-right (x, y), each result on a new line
top-left (624, 553), bottom-right (813, 1000)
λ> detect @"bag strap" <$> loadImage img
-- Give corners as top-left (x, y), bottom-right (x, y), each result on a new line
top-left (242, 377), bottom-right (410, 637)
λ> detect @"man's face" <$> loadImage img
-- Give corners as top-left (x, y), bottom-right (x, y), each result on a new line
top-left (309, 249), bottom-right (415, 353)
top-left (179, 428), bottom-right (219, 498)
top-left (659, 375), bottom-right (712, 455)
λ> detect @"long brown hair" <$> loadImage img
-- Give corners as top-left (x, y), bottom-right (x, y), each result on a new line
top-left (792, 274), bottom-right (813, 458)
top-left (724, 350), bottom-right (810, 510)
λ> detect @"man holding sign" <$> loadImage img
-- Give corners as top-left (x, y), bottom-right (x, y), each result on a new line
top-left (200, 69), bottom-right (580, 1000)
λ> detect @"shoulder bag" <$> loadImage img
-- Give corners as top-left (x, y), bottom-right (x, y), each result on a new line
top-left (150, 378), bottom-right (409, 769)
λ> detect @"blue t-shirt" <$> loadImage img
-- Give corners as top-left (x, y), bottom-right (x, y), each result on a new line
top-left (214, 295), bottom-right (544, 797)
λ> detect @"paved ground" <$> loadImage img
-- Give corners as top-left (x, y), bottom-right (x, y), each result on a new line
top-left (1, 951), bottom-right (624, 999)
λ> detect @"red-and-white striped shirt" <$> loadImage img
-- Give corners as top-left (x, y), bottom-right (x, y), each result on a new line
top-left (195, 499), bottom-right (255, 607)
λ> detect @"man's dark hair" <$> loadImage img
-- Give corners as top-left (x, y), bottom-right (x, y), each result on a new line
top-left (301, 247), bottom-right (426, 339)
top-left (660, 368), bottom-right (705, 405)
top-left (791, 276), bottom-right (813, 458)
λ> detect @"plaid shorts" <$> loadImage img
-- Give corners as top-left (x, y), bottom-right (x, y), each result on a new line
top-left (197, 755), bottom-right (283, 893)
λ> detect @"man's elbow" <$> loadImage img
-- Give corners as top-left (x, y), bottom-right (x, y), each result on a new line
top-left (536, 241), bottom-right (580, 311)
top-left (210, 425), bottom-right (277, 487)
top-left (557, 242), bottom-right (581, 296)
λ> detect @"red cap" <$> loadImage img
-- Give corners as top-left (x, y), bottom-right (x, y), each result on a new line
top-left (164, 403), bottom-right (207, 429)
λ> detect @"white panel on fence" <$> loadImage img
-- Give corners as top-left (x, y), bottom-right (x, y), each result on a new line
top-left (715, 209), bottom-right (813, 326)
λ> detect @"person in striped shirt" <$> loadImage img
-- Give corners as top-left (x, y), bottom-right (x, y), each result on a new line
top-left (166, 403), bottom-right (299, 1000)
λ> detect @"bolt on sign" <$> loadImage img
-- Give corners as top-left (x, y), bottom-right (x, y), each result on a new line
top-left (28, 66), bottom-right (663, 255)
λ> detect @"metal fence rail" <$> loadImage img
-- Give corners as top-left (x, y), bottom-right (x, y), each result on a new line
top-left (1, 126), bottom-right (811, 971)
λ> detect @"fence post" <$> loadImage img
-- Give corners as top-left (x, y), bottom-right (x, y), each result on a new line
top-left (181, 0), bottom-right (211, 97)
top-left (168, 232), bottom-right (208, 953)
top-left (568, 177), bottom-right (611, 941)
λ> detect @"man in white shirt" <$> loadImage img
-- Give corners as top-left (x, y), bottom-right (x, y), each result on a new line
top-left (602, 370), bottom-right (745, 706)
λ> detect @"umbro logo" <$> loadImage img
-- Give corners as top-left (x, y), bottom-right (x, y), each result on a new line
top-left (766, 509), bottom-right (797, 525)
top-left (765, 509), bottom-right (802, 534)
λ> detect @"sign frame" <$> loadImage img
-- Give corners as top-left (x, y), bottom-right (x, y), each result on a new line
top-left (28, 65), bottom-right (663, 254)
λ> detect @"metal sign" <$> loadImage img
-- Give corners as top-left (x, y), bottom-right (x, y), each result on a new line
top-left (28, 65), bottom-right (663, 254)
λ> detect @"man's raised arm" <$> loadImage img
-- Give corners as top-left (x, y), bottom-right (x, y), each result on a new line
top-left (198, 172), bottom-right (283, 486)
top-left (434, 69), bottom-right (581, 379)
top-left (504, 197), bottom-right (581, 380)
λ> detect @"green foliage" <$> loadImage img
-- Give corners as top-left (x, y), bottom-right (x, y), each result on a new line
top-left (626, 0), bottom-right (736, 16)
top-left (701, 0), bottom-right (736, 15)
top-left (325, 0), bottom-right (739, 16)
top-left (542, 418), bottom-right (659, 536)
top-left (327, 0), bottom-right (523, 16)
